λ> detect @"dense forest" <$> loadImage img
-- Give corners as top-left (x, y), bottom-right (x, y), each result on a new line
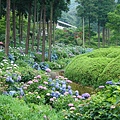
top-left (0, 0), bottom-right (120, 60)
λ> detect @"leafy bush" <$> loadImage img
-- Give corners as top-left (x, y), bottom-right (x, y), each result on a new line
top-left (0, 51), bottom-right (5, 62)
top-left (18, 66), bottom-right (43, 82)
top-left (65, 47), bottom-right (120, 88)
top-left (64, 80), bottom-right (120, 120)
top-left (0, 95), bottom-right (64, 120)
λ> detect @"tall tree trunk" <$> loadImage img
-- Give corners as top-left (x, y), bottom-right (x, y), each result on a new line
top-left (102, 27), bottom-right (105, 47)
top-left (20, 13), bottom-right (23, 44)
top-left (31, 0), bottom-right (37, 51)
top-left (42, 3), bottom-right (46, 61)
top-left (88, 16), bottom-right (91, 46)
top-left (98, 21), bottom-right (100, 48)
top-left (5, 0), bottom-right (10, 56)
top-left (0, 0), bottom-right (1, 16)
top-left (19, 12), bottom-right (21, 44)
top-left (12, 1), bottom-right (16, 47)
top-left (48, 2), bottom-right (53, 61)
top-left (107, 28), bottom-right (110, 46)
top-left (25, 2), bottom-right (31, 54)
top-left (37, 7), bottom-right (43, 52)
top-left (53, 21), bottom-right (55, 45)
top-left (82, 17), bottom-right (85, 48)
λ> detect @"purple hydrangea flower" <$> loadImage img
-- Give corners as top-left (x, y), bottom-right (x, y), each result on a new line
top-left (82, 93), bottom-right (90, 99)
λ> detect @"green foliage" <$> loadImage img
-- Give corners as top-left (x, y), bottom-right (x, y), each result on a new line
top-left (98, 55), bottom-right (120, 84)
top-left (65, 47), bottom-right (120, 88)
top-left (52, 95), bottom-right (75, 111)
top-left (0, 51), bottom-right (5, 62)
top-left (0, 95), bottom-right (64, 120)
top-left (64, 81), bottom-right (120, 120)
top-left (18, 66), bottom-right (42, 82)
top-left (34, 52), bottom-right (42, 62)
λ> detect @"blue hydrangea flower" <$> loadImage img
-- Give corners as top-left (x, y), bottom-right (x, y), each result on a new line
top-left (68, 85), bottom-right (71, 90)
top-left (6, 76), bottom-right (14, 83)
top-left (75, 90), bottom-right (79, 96)
top-left (62, 83), bottom-right (66, 89)
top-left (9, 91), bottom-right (16, 96)
top-left (106, 81), bottom-right (113, 85)
top-left (68, 89), bottom-right (73, 95)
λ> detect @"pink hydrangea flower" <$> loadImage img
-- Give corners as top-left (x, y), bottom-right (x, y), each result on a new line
top-left (43, 81), bottom-right (48, 84)
top-left (66, 79), bottom-right (72, 83)
top-left (50, 98), bottom-right (54, 101)
top-left (33, 79), bottom-right (38, 82)
top-left (77, 95), bottom-right (82, 99)
top-left (38, 85), bottom-right (44, 89)
top-left (64, 92), bottom-right (69, 95)
top-left (27, 81), bottom-right (33, 84)
top-left (68, 103), bottom-right (74, 107)
top-left (45, 68), bottom-right (51, 73)
top-left (36, 75), bottom-right (41, 79)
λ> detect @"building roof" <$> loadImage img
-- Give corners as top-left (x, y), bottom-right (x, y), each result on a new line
top-left (57, 20), bottom-right (77, 29)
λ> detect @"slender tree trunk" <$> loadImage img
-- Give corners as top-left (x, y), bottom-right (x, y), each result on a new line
top-left (25, 2), bottom-right (31, 54)
top-left (19, 12), bottom-right (21, 44)
top-left (37, 7), bottom-right (43, 52)
top-left (20, 13), bottom-right (23, 44)
top-left (0, 0), bottom-right (1, 16)
top-left (32, 0), bottom-right (37, 51)
top-left (12, 2), bottom-right (16, 47)
top-left (42, 3), bottom-right (46, 61)
top-left (5, 0), bottom-right (10, 55)
top-left (88, 17), bottom-right (90, 46)
top-left (53, 21), bottom-right (55, 45)
top-left (107, 28), bottom-right (110, 46)
top-left (48, 2), bottom-right (53, 61)
top-left (102, 27), bottom-right (105, 47)
top-left (98, 21), bottom-right (100, 48)
top-left (82, 17), bottom-right (85, 48)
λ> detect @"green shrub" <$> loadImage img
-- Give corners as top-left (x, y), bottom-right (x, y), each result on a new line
top-left (98, 55), bottom-right (120, 84)
top-left (18, 66), bottom-right (43, 82)
top-left (0, 51), bottom-right (5, 62)
top-left (64, 80), bottom-right (120, 120)
top-left (0, 95), bottom-right (64, 120)
top-left (34, 52), bottom-right (42, 62)
top-left (65, 47), bottom-right (120, 88)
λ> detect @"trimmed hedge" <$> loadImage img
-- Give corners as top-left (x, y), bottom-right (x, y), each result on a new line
top-left (65, 47), bottom-right (120, 88)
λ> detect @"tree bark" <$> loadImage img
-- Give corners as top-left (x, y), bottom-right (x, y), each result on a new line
top-left (25, 2), bottom-right (31, 54)
top-left (48, 2), bottom-right (53, 61)
top-left (98, 21), bottom-right (100, 48)
top-left (19, 12), bottom-right (21, 44)
top-left (37, 7), bottom-right (43, 52)
top-left (82, 17), bottom-right (85, 48)
top-left (53, 21), bottom-right (55, 45)
top-left (5, 0), bottom-right (10, 55)
top-left (102, 27), bottom-right (105, 47)
top-left (42, 3), bottom-right (46, 61)
top-left (88, 16), bottom-right (91, 46)
top-left (31, 0), bottom-right (37, 51)
top-left (0, 0), bottom-right (1, 16)
top-left (12, 1), bottom-right (16, 47)
top-left (20, 13), bottom-right (23, 43)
